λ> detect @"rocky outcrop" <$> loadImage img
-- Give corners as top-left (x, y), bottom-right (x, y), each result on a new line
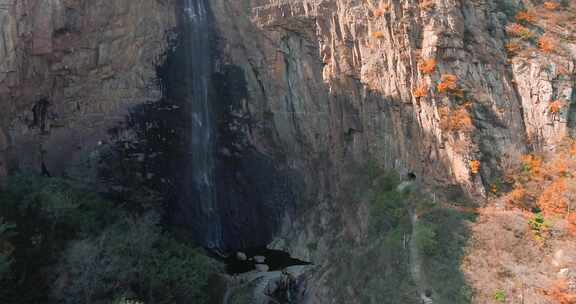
top-left (212, 0), bottom-right (574, 197)
top-left (208, 0), bottom-right (575, 302)
top-left (0, 0), bottom-right (574, 302)
top-left (0, 0), bottom-right (175, 177)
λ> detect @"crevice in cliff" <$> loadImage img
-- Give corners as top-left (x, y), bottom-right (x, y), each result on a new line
top-left (31, 97), bottom-right (50, 134)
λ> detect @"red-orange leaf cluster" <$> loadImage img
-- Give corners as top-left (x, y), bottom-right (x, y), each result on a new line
top-left (538, 178), bottom-right (568, 217)
top-left (470, 160), bottom-right (481, 175)
top-left (372, 31), bottom-right (385, 39)
top-left (437, 74), bottom-right (463, 97)
top-left (506, 23), bottom-right (535, 40)
top-left (543, 2), bottom-right (561, 10)
top-left (419, 59), bottom-right (437, 75)
top-left (539, 36), bottom-right (558, 53)
top-left (440, 107), bottom-right (474, 132)
top-left (516, 11), bottom-right (537, 24)
top-left (545, 279), bottom-right (576, 304)
top-left (550, 100), bottom-right (565, 113)
top-left (413, 84), bottom-right (429, 98)
top-left (419, 0), bottom-right (435, 11)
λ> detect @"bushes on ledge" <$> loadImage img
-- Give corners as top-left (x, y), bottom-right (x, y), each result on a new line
top-left (0, 173), bottom-right (220, 304)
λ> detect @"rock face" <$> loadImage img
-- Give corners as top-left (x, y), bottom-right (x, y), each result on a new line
top-left (206, 0), bottom-right (575, 302)
top-left (0, 0), bottom-right (575, 302)
top-left (0, 0), bottom-right (175, 177)
top-left (211, 0), bottom-right (574, 197)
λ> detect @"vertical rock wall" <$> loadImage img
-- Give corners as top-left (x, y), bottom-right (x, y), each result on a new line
top-left (210, 0), bottom-right (574, 197)
top-left (0, 0), bottom-right (175, 177)
top-left (208, 0), bottom-right (575, 301)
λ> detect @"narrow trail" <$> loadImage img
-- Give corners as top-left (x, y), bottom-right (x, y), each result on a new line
top-left (409, 209), bottom-right (434, 304)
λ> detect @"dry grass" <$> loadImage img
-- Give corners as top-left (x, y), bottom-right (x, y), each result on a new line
top-left (463, 205), bottom-right (576, 304)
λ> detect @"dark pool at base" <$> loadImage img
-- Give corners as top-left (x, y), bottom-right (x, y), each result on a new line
top-left (223, 247), bottom-right (311, 274)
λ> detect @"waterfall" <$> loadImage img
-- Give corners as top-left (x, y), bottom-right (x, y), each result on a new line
top-left (181, 0), bottom-right (221, 249)
top-left (159, 0), bottom-right (293, 251)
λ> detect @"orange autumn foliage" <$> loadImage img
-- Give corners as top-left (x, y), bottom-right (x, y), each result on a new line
top-left (543, 2), bottom-right (561, 10)
top-left (419, 0), bottom-right (435, 11)
top-left (419, 59), bottom-right (437, 74)
top-left (538, 178), bottom-right (568, 217)
top-left (516, 11), bottom-right (537, 24)
top-left (470, 160), bottom-right (481, 175)
top-left (451, 108), bottom-right (473, 131)
top-left (539, 36), bottom-right (559, 53)
top-left (413, 84), bottom-right (428, 98)
top-left (550, 100), bottom-right (565, 113)
top-left (504, 142), bottom-right (576, 236)
top-left (567, 213), bottom-right (576, 236)
top-left (506, 23), bottom-right (535, 39)
top-left (510, 186), bottom-right (526, 200)
top-left (437, 74), bottom-right (463, 97)
top-left (548, 158), bottom-right (569, 176)
top-left (372, 31), bottom-right (385, 39)
top-left (546, 279), bottom-right (576, 304)
top-left (440, 107), bottom-right (474, 132)
top-left (522, 154), bottom-right (543, 178)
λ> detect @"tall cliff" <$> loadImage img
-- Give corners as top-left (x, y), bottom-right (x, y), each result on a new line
top-left (207, 0), bottom-right (575, 302)
top-left (0, 0), bottom-right (175, 178)
top-left (0, 0), bottom-right (575, 303)
top-left (212, 0), bottom-right (574, 197)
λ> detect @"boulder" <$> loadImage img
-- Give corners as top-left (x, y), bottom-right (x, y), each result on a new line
top-left (254, 264), bottom-right (269, 272)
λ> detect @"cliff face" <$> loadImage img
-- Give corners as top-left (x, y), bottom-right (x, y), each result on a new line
top-left (0, 0), bottom-right (575, 303)
top-left (0, 0), bottom-right (175, 178)
top-left (208, 0), bottom-right (575, 302)
top-left (212, 0), bottom-right (574, 197)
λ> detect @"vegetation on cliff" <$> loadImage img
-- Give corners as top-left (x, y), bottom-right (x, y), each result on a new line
top-left (0, 173), bottom-right (219, 304)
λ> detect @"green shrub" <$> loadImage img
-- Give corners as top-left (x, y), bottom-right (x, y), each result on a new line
top-left (0, 173), bottom-right (220, 304)
top-left (53, 212), bottom-right (219, 304)
top-left (414, 223), bottom-right (439, 256)
top-left (420, 208), bottom-right (473, 303)
top-left (494, 290), bottom-right (506, 302)
top-left (146, 238), bottom-right (218, 302)
top-left (369, 190), bottom-right (409, 237)
top-left (528, 213), bottom-right (549, 240)
top-left (0, 218), bottom-right (16, 281)
top-left (0, 254), bottom-right (11, 280)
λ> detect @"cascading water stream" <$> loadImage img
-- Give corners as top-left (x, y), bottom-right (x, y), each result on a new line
top-left (160, 0), bottom-right (293, 252)
top-left (180, 0), bottom-right (222, 249)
